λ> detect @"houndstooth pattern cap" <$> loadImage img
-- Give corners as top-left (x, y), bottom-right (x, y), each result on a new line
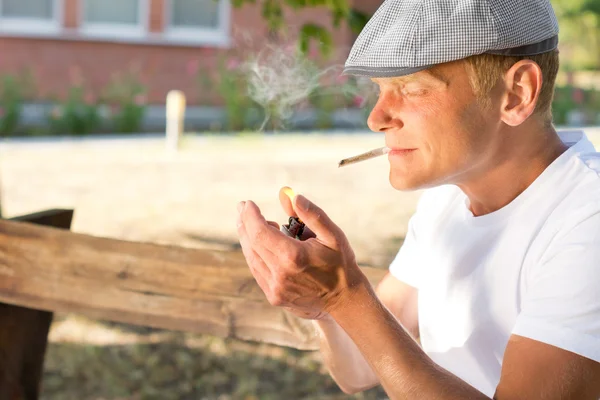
top-left (344, 0), bottom-right (559, 78)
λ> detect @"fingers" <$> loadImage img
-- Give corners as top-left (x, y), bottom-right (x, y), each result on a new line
top-left (276, 189), bottom-right (319, 241)
top-left (293, 195), bottom-right (342, 248)
top-left (279, 186), bottom-right (297, 218)
top-left (238, 200), bottom-right (312, 277)
top-left (267, 221), bottom-right (280, 229)
top-left (241, 201), bottom-right (296, 260)
top-left (237, 206), bottom-right (271, 293)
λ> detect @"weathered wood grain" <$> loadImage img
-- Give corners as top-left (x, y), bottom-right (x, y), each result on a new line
top-left (0, 209), bottom-right (74, 400)
top-left (0, 218), bottom-right (387, 351)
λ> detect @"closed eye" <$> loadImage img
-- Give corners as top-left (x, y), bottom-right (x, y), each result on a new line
top-left (405, 89), bottom-right (428, 96)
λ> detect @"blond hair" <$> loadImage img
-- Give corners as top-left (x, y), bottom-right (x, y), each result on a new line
top-left (464, 50), bottom-right (559, 123)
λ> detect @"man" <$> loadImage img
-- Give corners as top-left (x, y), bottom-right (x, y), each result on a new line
top-left (236, 0), bottom-right (600, 398)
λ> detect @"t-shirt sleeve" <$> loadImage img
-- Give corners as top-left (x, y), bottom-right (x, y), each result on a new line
top-left (389, 214), bottom-right (423, 289)
top-left (512, 211), bottom-right (600, 363)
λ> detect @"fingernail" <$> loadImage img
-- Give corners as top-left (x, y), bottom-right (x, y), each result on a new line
top-left (296, 195), bottom-right (309, 212)
top-left (237, 201), bottom-right (245, 214)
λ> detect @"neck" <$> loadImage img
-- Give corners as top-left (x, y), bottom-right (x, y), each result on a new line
top-left (457, 123), bottom-right (569, 217)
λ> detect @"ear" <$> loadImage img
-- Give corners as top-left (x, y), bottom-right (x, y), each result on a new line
top-left (500, 60), bottom-right (543, 127)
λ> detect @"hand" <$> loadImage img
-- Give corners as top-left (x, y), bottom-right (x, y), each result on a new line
top-left (236, 189), bottom-right (366, 320)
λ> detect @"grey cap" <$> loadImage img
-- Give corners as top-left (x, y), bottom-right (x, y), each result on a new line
top-left (343, 0), bottom-right (559, 78)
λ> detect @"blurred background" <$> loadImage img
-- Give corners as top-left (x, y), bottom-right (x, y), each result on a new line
top-left (0, 0), bottom-right (598, 399)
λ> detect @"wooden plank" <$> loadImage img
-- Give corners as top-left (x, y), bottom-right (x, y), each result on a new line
top-left (0, 209), bottom-right (74, 400)
top-left (0, 218), bottom-right (387, 351)
top-left (0, 304), bottom-right (54, 400)
top-left (10, 209), bottom-right (74, 229)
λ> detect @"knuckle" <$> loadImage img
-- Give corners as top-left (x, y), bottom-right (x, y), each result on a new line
top-left (241, 247), bottom-right (257, 265)
top-left (281, 247), bottom-right (305, 267)
top-left (247, 256), bottom-right (261, 272)
top-left (268, 290), bottom-right (285, 307)
top-left (314, 209), bottom-right (323, 221)
top-left (254, 225), bottom-right (270, 242)
top-left (273, 271), bottom-right (289, 288)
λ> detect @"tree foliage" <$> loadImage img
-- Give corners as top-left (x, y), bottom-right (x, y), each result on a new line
top-left (231, 0), bottom-right (369, 58)
top-left (229, 0), bottom-right (600, 70)
top-left (552, 0), bottom-right (600, 70)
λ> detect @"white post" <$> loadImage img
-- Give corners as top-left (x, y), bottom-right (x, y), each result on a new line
top-left (166, 90), bottom-right (186, 153)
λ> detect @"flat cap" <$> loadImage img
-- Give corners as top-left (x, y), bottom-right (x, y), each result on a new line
top-left (344, 0), bottom-right (559, 78)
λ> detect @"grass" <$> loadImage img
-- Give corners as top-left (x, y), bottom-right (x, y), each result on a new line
top-left (43, 315), bottom-right (388, 399)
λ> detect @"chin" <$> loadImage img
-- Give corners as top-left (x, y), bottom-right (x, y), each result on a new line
top-left (389, 171), bottom-right (433, 191)
top-left (389, 177), bottom-right (422, 192)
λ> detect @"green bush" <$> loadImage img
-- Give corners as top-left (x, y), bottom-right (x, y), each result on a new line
top-left (0, 71), bottom-right (35, 137)
top-left (195, 55), bottom-right (263, 132)
top-left (552, 85), bottom-right (600, 125)
top-left (103, 71), bottom-right (147, 133)
top-left (47, 85), bottom-right (102, 136)
top-left (218, 59), bottom-right (257, 131)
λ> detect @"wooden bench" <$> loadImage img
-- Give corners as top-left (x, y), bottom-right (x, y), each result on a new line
top-left (0, 209), bottom-right (386, 399)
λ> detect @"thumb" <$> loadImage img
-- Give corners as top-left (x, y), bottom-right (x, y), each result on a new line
top-left (293, 194), bottom-right (342, 247)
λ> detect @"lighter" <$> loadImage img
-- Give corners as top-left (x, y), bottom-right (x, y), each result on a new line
top-left (281, 215), bottom-right (305, 239)
top-left (279, 187), bottom-right (306, 239)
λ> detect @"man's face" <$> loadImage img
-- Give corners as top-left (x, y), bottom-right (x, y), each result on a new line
top-left (368, 61), bottom-right (500, 191)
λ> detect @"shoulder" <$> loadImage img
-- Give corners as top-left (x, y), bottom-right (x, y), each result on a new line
top-left (578, 151), bottom-right (600, 176)
top-left (532, 160), bottom-right (600, 279)
top-left (538, 136), bottom-right (600, 238)
top-left (549, 150), bottom-right (600, 237)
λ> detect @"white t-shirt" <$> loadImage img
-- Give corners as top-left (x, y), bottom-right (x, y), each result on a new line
top-left (389, 130), bottom-right (600, 396)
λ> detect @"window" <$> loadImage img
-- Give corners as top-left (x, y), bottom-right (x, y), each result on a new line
top-left (0, 0), bottom-right (61, 34)
top-left (172, 0), bottom-right (219, 29)
top-left (166, 0), bottom-right (230, 46)
top-left (81, 0), bottom-right (147, 39)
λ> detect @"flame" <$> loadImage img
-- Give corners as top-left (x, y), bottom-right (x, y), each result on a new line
top-left (281, 186), bottom-right (296, 202)
top-left (279, 186), bottom-right (303, 224)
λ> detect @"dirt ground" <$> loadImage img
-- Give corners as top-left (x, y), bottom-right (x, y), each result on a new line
top-left (1, 128), bottom-right (598, 399)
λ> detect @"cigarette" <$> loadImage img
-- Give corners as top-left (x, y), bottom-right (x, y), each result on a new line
top-left (338, 146), bottom-right (390, 168)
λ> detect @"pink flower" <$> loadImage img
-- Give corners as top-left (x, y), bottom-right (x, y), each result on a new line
top-left (0, 107), bottom-right (5, 118)
top-left (186, 59), bottom-right (200, 76)
top-left (353, 95), bottom-right (365, 108)
top-left (226, 58), bottom-right (240, 71)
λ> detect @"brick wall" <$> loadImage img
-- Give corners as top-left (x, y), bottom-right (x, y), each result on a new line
top-left (0, 0), bottom-right (375, 106)
top-left (63, 0), bottom-right (79, 29)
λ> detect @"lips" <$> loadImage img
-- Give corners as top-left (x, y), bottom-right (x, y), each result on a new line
top-left (388, 148), bottom-right (417, 155)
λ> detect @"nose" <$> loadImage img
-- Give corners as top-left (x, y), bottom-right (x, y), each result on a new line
top-left (367, 92), bottom-right (403, 133)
